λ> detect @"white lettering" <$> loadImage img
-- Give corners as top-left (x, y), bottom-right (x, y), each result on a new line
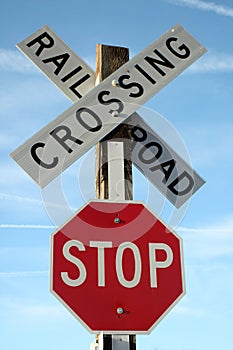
top-left (90, 241), bottom-right (112, 287)
top-left (61, 240), bottom-right (174, 289)
top-left (149, 243), bottom-right (173, 288)
top-left (61, 240), bottom-right (87, 287)
top-left (116, 242), bottom-right (142, 288)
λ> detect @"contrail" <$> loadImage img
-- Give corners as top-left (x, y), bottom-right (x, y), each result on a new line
top-left (178, 227), bottom-right (233, 233)
top-left (165, 0), bottom-right (233, 18)
top-left (0, 224), bottom-right (55, 229)
top-left (0, 270), bottom-right (48, 278)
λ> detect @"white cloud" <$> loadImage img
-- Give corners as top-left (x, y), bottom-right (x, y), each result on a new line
top-left (0, 48), bottom-right (95, 75)
top-left (0, 162), bottom-right (39, 189)
top-left (165, 0), bottom-right (233, 17)
top-left (0, 192), bottom-right (42, 205)
top-left (0, 133), bottom-right (16, 149)
top-left (0, 296), bottom-right (67, 321)
top-left (18, 303), bottom-right (66, 319)
top-left (178, 216), bottom-right (233, 258)
top-left (0, 191), bottom-right (76, 224)
top-left (0, 49), bottom-right (38, 73)
top-left (172, 303), bottom-right (205, 317)
top-left (187, 52), bottom-right (233, 73)
top-left (1, 47), bottom-right (233, 77)
top-left (180, 122), bottom-right (233, 168)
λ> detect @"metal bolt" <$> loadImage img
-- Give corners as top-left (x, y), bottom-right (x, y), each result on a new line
top-left (117, 307), bottom-right (124, 315)
top-left (112, 110), bottom-right (119, 117)
top-left (112, 79), bottom-right (120, 87)
top-left (114, 217), bottom-right (121, 224)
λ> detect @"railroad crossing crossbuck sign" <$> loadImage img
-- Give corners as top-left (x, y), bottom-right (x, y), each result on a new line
top-left (11, 24), bottom-right (206, 208)
top-left (11, 24), bottom-right (207, 335)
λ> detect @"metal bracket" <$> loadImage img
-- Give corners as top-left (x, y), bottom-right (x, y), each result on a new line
top-left (91, 333), bottom-right (134, 350)
top-left (107, 141), bottom-right (125, 201)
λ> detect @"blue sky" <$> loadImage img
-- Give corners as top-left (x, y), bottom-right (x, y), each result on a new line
top-left (0, 0), bottom-right (233, 349)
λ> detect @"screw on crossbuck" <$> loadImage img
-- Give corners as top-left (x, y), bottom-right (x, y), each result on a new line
top-left (91, 44), bottom-right (136, 350)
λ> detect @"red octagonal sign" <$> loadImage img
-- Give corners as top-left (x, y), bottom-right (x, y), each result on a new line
top-left (50, 201), bottom-right (185, 334)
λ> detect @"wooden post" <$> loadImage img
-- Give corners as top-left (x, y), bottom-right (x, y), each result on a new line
top-left (95, 44), bottom-right (132, 201)
top-left (95, 44), bottom-right (135, 350)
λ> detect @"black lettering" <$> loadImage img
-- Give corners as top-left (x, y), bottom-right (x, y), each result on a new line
top-left (166, 37), bottom-right (190, 59)
top-left (98, 90), bottom-right (124, 114)
top-left (26, 32), bottom-right (54, 57)
top-left (134, 64), bottom-right (156, 85)
top-left (168, 171), bottom-right (194, 196)
top-left (118, 74), bottom-right (144, 98)
top-left (69, 74), bottom-right (91, 99)
top-left (138, 142), bottom-right (163, 164)
top-left (131, 124), bottom-right (147, 142)
top-left (145, 50), bottom-right (175, 77)
top-left (31, 142), bottom-right (58, 169)
top-left (61, 66), bottom-right (83, 82)
top-left (50, 125), bottom-right (83, 154)
top-left (76, 108), bottom-right (102, 132)
top-left (42, 53), bottom-right (70, 75)
top-left (150, 159), bottom-right (176, 184)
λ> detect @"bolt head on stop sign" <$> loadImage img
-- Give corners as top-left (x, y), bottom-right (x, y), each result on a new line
top-left (50, 200), bottom-right (185, 334)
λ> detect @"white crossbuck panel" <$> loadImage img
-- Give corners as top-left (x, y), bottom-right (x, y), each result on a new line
top-left (17, 25), bottom-right (95, 101)
top-left (11, 24), bottom-right (206, 189)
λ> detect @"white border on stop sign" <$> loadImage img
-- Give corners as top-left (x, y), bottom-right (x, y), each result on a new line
top-left (50, 199), bottom-right (186, 334)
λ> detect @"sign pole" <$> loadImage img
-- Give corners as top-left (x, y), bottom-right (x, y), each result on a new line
top-left (95, 44), bottom-right (132, 201)
top-left (94, 44), bottom-right (135, 350)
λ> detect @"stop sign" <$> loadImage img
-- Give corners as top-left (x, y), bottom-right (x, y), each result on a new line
top-left (50, 201), bottom-right (185, 334)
